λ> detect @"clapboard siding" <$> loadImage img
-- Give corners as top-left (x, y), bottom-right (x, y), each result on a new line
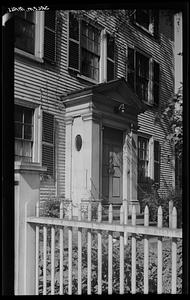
top-left (14, 9), bottom-right (175, 203)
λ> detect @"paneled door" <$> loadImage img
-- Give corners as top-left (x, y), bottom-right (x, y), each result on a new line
top-left (102, 127), bottom-right (123, 205)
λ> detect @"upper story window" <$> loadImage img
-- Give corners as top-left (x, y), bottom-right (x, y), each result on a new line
top-left (14, 10), bottom-right (56, 64)
top-left (133, 9), bottom-right (159, 38)
top-left (127, 47), bottom-right (160, 105)
top-left (68, 12), bottom-right (115, 83)
top-left (15, 105), bottom-right (34, 163)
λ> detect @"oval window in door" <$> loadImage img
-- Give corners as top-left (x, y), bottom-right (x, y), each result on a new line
top-left (75, 134), bottom-right (82, 151)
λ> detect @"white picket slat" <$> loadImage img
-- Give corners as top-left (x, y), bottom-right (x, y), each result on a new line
top-left (51, 226), bottom-right (55, 295)
top-left (87, 203), bottom-right (92, 295)
top-left (68, 203), bottom-right (73, 295)
top-left (59, 202), bottom-right (64, 295)
top-left (171, 207), bottom-right (177, 294)
top-left (108, 204), bottom-right (113, 294)
top-left (131, 205), bottom-right (136, 294)
top-left (157, 206), bottom-right (163, 294)
top-left (35, 202), bottom-right (40, 295)
top-left (120, 205), bottom-right (124, 294)
top-left (28, 202), bottom-right (182, 295)
top-left (78, 204), bottom-right (82, 295)
top-left (43, 225), bottom-right (47, 295)
top-left (97, 203), bottom-right (102, 295)
top-left (144, 205), bottom-right (149, 294)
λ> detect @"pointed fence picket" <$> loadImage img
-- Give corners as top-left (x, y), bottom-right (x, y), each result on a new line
top-left (28, 200), bottom-right (182, 295)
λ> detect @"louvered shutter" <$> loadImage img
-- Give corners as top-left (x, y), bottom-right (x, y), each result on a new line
top-left (153, 61), bottom-right (160, 105)
top-left (44, 10), bottom-right (56, 63)
top-left (154, 140), bottom-right (160, 184)
top-left (42, 111), bottom-right (54, 178)
top-left (107, 33), bottom-right (115, 81)
top-left (153, 10), bottom-right (159, 38)
top-left (127, 47), bottom-right (135, 90)
top-left (68, 13), bottom-right (80, 72)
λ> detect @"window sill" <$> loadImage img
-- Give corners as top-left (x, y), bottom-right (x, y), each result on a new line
top-left (76, 74), bottom-right (98, 85)
top-left (15, 48), bottom-right (44, 64)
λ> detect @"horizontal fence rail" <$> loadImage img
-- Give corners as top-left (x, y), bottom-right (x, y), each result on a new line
top-left (26, 201), bottom-right (182, 295)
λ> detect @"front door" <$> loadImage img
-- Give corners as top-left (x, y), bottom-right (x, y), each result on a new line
top-left (102, 127), bottom-right (123, 205)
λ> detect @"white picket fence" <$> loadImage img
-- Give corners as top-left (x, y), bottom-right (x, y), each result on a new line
top-left (26, 201), bottom-right (182, 295)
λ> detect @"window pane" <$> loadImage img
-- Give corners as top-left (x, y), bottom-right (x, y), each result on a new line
top-left (15, 16), bottom-right (35, 54)
top-left (15, 123), bottom-right (23, 138)
top-left (24, 124), bottom-right (33, 140)
top-left (15, 105), bottom-right (23, 122)
top-left (24, 108), bottom-right (33, 124)
top-left (128, 48), bottom-right (134, 70)
top-left (22, 141), bottom-right (32, 159)
top-left (136, 9), bottom-right (150, 29)
top-left (15, 140), bottom-right (23, 158)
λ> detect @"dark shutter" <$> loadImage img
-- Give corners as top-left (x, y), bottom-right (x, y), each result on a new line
top-left (154, 140), bottom-right (160, 184)
top-left (153, 61), bottom-right (160, 105)
top-left (127, 47), bottom-right (135, 90)
top-left (68, 13), bottom-right (80, 72)
top-left (153, 10), bottom-right (159, 38)
top-left (107, 33), bottom-right (115, 81)
top-left (42, 112), bottom-right (54, 178)
top-left (44, 10), bottom-right (56, 63)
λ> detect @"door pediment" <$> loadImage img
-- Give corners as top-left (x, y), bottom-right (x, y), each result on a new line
top-left (61, 77), bottom-right (146, 116)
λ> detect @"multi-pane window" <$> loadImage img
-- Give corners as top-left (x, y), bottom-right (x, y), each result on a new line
top-left (15, 12), bottom-right (35, 54)
top-left (15, 105), bottom-right (34, 162)
top-left (68, 12), bottom-right (115, 82)
top-left (81, 21), bottom-right (100, 81)
top-left (14, 11), bottom-right (56, 63)
top-left (127, 47), bottom-right (160, 105)
top-left (138, 137), bottom-right (149, 183)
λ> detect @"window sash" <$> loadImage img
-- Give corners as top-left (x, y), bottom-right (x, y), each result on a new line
top-left (14, 105), bottom-right (34, 162)
top-left (138, 137), bottom-right (149, 183)
top-left (15, 14), bottom-right (35, 54)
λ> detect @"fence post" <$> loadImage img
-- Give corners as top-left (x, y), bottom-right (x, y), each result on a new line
top-left (14, 162), bottom-right (46, 295)
top-left (169, 200), bottom-right (173, 228)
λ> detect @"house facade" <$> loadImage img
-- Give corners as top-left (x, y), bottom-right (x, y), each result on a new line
top-left (14, 9), bottom-right (176, 215)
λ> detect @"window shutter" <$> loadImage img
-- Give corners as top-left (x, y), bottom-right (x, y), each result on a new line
top-left (44, 10), bottom-right (56, 63)
top-left (42, 111), bottom-right (55, 178)
top-left (153, 10), bottom-right (159, 38)
top-left (154, 140), bottom-right (160, 184)
top-left (107, 33), bottom-right (115, 81)
top-left (127, 47), bottom-right (135, 90)
top-left (153, 61), bottom-right (160, 105)
top-left (68, 13), bottom-right (80, 72)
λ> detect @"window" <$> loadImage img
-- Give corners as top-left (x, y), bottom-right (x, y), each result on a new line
top-left (42, 111), bottom-right (55, 178)
top-left (14, 11), bottom-right (56, 63)
top-left (68, 12), bottom-right (115, 82)
top-left (15, 12), bottom-right (35, 54)
top-left (138, 137), bottom-right (161, 185)
top-left (133, 9), bottom-right (159, 37)
top-left (15, 105), bottom-right (34, 162)
top-left (138, 137), bottom-right (149, 183)
top-left (127, 47), bottom-right (160, 105)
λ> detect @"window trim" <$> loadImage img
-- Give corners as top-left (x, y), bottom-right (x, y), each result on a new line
top-left (14, 99), bottom-right (42, 164)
